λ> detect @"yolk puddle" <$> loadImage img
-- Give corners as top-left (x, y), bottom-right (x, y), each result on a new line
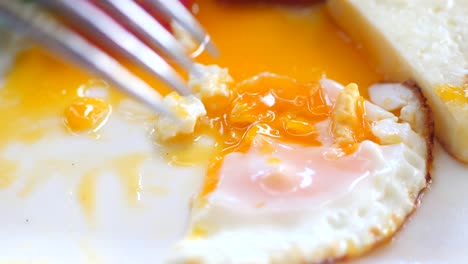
top-left (165, 137), bottom-right (219, 167)
top-left (195, 0), bottom-right (382, 90)
top-left (189, 226), bottom-right (208, 239)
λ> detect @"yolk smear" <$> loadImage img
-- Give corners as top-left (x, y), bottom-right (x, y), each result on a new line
top-left (189, 225), bottom-right (208, 239)
top-left (78, 170), bottom-right (98, 222)
top-left (16, 160), bottom-right (62, 198)
top-left (64, 97), bottom-right (112, 133)
top-left (74, 153), bottom-right (150, 221)
top-left (114, 153), bottom-right (147, 205)
top-left (436, 84), bottom-right (468, 105)
top-left (0, 159), bottom-right (17, 189)
top-left (200, 156), bottom-right (224, 197)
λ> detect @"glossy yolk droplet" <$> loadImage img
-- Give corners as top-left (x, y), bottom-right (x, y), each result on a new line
top-left (64, 97), bottom-right (111, 133)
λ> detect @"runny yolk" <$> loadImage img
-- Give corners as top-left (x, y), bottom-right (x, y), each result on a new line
top-left (194, 0), bottom-right (383, 92)
top-left (206, 73), bottom-right (328, 149)
top-left (197, 74), bottom-right (375, 197)
top-left (64, 97), bottom-right (112, 133)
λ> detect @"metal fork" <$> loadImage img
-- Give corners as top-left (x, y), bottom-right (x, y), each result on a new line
top-left (0, 0), bottom-right (217, 118)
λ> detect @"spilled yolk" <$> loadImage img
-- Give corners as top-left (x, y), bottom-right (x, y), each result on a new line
top-left (64, 97), bottom-right (112, 133)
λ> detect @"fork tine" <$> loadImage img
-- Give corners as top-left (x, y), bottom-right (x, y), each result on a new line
top-left (0, 1), bottom-right (176, 119)
top-left (149, 0), bottom-right (219, 57)
top-left (97, 0), bottom-right (193, 73)
top-left (38, 0), bottom-right (192, 96)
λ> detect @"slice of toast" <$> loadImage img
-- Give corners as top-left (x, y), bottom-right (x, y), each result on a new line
top-left (327, 0), bottom-right (468, 163)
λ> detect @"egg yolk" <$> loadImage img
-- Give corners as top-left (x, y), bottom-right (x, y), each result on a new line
top-left (184, 0), bottom-right (383, 197)
top-left (197, 74), bottom-right (375, 197)
top-left (64, 97), bottom-right (111, 133)
top-left (205, 73), bottom-right (327, 148)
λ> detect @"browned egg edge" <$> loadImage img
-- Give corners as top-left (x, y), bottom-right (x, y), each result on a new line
top-left (330, 80), bottom-right (435, 264)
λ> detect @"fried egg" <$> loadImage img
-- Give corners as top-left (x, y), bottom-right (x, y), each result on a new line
top-left (0, 1), bottom-right (436, 262)
top-left (166, 70), bottom-right (433, 263)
